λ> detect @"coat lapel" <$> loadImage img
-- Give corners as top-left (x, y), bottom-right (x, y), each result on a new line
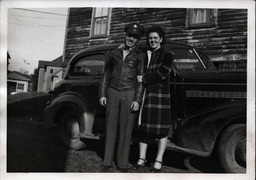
top-left (148, 47), bottom-right (164, 68)
top-left (123, 46), bottom-right (141, 61)
top-left (115, 48), bottom-right (123, 60)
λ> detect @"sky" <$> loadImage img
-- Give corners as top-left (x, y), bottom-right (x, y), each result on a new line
top-left (7, 8), bottom-right (68, 74)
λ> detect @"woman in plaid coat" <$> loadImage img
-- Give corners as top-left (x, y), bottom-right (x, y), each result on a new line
top-left (135, 25), bottom-right (173, 172)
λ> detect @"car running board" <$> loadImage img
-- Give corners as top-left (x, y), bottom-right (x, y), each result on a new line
top-left (166, 141), bottom-right (210, 157)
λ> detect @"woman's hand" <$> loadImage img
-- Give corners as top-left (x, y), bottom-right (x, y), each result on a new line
top-left (137, 75), bottom-right (143, 83)
top-left (99, 97), bottom-right (107, 107)
top-left (130, 101), bottom-right (140, 112)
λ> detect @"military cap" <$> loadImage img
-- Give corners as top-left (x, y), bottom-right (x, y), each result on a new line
top-left (124, 23), bottom-right (145, 36)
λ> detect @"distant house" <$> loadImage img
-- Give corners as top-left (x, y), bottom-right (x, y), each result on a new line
top-left (63, 8), bottom-right (247, 71)
top-left (37, 56), bottom-right (63, 92)
top-left (7, 71), bottom-right (31, 95)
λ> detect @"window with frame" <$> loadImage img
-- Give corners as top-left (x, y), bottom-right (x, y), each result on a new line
top-left (187, 9), bottom-right (217, 28)
top-left (91, 8), bottom-right (111, 37)
top-left (17, 83), bottom-right (24, 90)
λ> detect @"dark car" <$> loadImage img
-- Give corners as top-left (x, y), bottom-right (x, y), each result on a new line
top-left (43, 42), bottom-right (246, 173)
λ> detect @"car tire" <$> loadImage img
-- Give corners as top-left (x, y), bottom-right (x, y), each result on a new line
top-left (218, 124), bottom-right (246, 173)
top-left (59, 110), bottom-right (86, 150)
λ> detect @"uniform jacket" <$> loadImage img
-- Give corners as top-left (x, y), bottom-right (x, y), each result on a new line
top-left (141, 46), bottom-right (173, 136)
top-left (99, 46), bottom-right (145, 103)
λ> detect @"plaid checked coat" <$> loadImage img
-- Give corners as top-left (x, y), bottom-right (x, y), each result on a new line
top-left (141, 47), bottom-right (173, 136)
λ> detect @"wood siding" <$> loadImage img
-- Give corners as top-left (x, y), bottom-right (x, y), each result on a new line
top-left (64, 8), bottom-right (247, 70)
top-left (64, 8), bottom-right (93, 66)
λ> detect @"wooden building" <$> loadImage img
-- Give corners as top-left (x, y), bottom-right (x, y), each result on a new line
top-left (63, 8), bottom-right (247, 70)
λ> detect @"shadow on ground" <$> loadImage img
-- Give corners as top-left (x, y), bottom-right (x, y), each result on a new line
top-left (7, 116), bottom-right (223, 173)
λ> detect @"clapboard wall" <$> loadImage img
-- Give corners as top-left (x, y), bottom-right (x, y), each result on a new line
top-left (64, 8), bottom-right (247, 70)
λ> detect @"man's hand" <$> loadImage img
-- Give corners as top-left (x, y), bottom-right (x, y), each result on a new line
top-left (130, 101), bottom-right (140, 112)
top-left (137, 75), bottom-right (143, 83)
top-left (99, 97), bottom-right (107, 107)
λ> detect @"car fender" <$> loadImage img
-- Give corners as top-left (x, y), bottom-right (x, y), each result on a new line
top-left (43, 91), bottom-right (95, 135)
top-left (176, 101), bottom-right (246, 155)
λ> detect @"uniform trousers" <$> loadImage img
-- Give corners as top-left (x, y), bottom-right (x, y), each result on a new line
top-left (102, 87), bottom-right (136, 168)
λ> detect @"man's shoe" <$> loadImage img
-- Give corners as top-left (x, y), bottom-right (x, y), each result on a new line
top-left (100, 166), bottom-right (112, 172)
top-left (118, 167), bottom-right (128, 173)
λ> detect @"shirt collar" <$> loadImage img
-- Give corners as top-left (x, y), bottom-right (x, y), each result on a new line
top-left (123, 46), bottom-right (136, 51)
top-left (151, 46), bottom-right (161, 52)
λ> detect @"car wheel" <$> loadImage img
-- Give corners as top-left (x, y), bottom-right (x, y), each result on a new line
top-left (218, 124), bottom-right (246, 173)
top-left (59, 110), bottom-right (86, 150)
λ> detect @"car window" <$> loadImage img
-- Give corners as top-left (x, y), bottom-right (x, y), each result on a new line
top-left (196, 50), bottom-right (217, 70)
top-left (69, 54), bottom-right (105, 77)
top-left (172, 49), bottom-right (206, 71)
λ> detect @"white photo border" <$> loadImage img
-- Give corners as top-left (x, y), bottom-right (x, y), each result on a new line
top-left (0, 0), bottom-right (255, 180)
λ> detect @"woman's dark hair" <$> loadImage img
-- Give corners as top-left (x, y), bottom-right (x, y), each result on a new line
top-left (146, 25), bottom-right (166, 46)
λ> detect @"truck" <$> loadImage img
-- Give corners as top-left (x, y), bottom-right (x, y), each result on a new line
top-left (43, 42), bottom-right (246, 173)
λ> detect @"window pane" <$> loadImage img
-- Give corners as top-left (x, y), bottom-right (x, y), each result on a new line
top-left (192, 9), bottom-right (207, 24)
top-left (101, 8), bottom-right (108, 16)
top-left (94, 19), bottom-right (102, 35)
top-left (192, 9), bottom-right (197, 23)
top-left (95, 8), bottom-right (103, 17)
top-left (205, 10), bottom-right (212, 23)
top-left (95, 8), bottom-right (108, 17)
top-left (101, 18), bottom-right (107, 34)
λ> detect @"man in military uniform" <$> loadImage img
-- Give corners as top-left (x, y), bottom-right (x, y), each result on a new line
top-left (99, 23), bottom-right (145, 172)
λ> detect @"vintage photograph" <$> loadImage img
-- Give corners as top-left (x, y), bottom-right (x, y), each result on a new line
top-left (1, 0), bottom-right (255, 180)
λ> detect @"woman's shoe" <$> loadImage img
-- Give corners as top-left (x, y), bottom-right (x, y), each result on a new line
top-left (133, 158), bottom-right (151, 170)
top-left (150, 161), bottom-right (163, 173)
